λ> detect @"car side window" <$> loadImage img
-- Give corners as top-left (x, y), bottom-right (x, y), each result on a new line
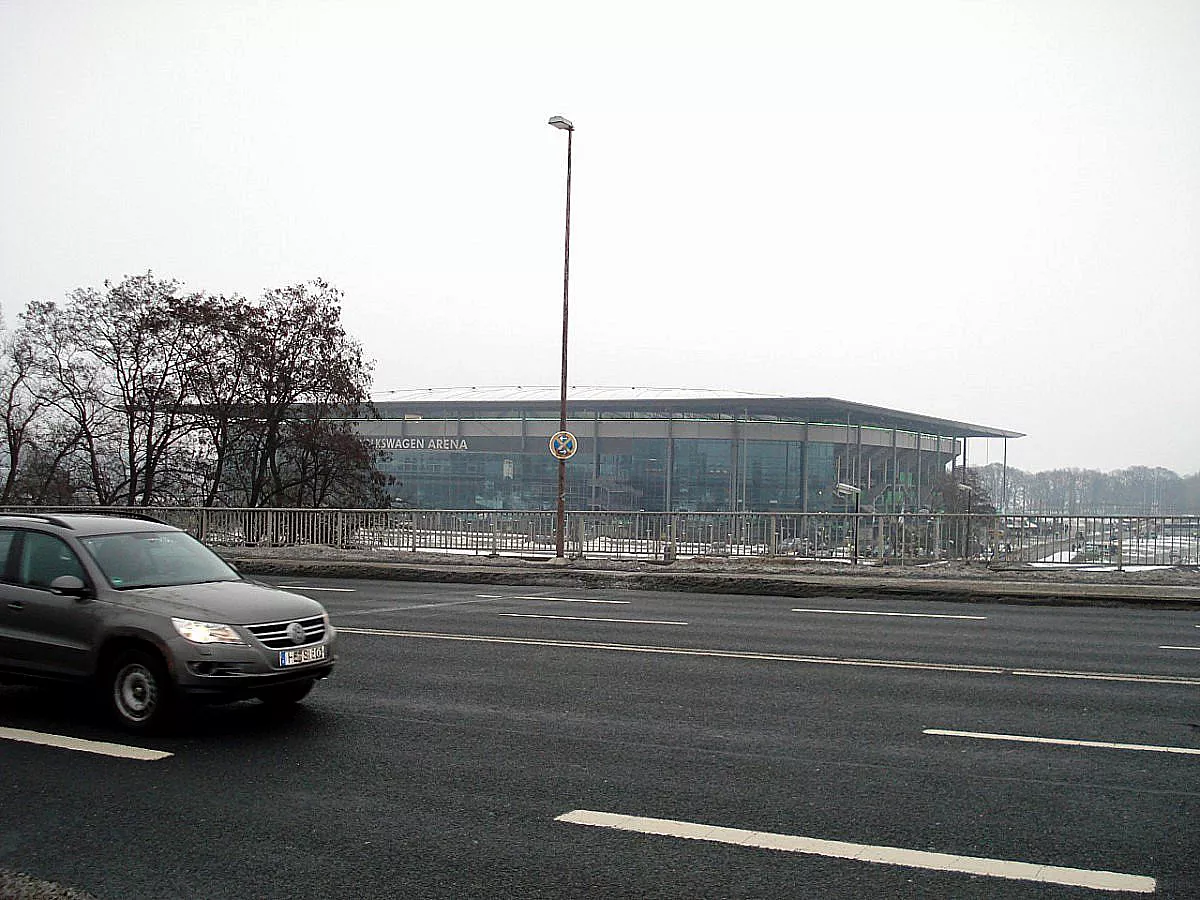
top-left (0, 528), bottom-right (15, 580)
top-left (17, 531), bottom-right (85, 589)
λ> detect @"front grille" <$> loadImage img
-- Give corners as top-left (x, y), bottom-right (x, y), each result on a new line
top-left (188, 661), bottom-right (256, 677)
top-left (245, 615), bottom-right (326, 649)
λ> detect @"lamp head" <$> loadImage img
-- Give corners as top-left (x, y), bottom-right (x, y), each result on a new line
top-left (548, 116), bottom-right (574, 131)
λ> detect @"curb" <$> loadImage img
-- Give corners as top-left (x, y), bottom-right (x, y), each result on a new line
top-left (231, 557), bottom-right (1200, 609)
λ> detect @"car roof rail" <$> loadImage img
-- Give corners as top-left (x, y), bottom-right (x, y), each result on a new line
top-left (0, 513), bottom-right (76, 528)
top-left (90, 511), bottom-right (168, 524)
top-left (0, 510), bottom-right (168, 528)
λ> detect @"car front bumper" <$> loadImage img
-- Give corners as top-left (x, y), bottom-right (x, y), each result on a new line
top-left (168, 634), bottom-right (338, 698)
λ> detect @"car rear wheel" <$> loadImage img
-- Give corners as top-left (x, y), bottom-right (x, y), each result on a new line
top-left (256, 680), bottom-right (314, 707)
top-left (108, 649), bottom-right (174, 732)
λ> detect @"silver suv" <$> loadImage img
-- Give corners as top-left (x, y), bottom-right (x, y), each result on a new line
top-left (0, 513), bottom-right (337, 731)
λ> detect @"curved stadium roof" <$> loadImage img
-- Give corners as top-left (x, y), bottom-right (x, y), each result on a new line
top-left (370, 386), bottom-right (1023, 440)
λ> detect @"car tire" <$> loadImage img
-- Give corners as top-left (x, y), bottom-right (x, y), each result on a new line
top-left (107, 649), bottom-right (174, 732)
top-left (256, 680), bottom-right (314, 707)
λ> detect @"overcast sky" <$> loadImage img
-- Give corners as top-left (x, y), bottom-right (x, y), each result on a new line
top-left (1, 1), bottom-right (1197, 475)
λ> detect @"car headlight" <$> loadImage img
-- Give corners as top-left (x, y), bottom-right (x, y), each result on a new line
top-left (171, 617), bottom-right (245, 645)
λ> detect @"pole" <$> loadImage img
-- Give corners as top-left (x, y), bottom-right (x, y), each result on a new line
top-left (555, 125), bottom-right (573, 559)
top-left (1001, 437), bottom-right (1008, 514)
top-left (963, 486), bottom-right (971, 565)
top-left (853, 492), bottom-right (860, 565)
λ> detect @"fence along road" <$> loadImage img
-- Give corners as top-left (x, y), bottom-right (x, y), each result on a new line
top-left (3, 507), bottom-right (1198, 567)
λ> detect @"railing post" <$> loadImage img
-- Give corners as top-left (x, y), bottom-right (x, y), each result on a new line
top-left (852, 504), bottom-right (859, 565)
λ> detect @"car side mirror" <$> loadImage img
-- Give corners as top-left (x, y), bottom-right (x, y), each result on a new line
top-left (49, 574), bottom-right (89, 598)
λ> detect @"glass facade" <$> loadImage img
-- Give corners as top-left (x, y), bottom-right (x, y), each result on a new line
top-left (372, 424), bottom-right (951, 513)
top-left (349, 388), bottom-right (1006, 513)
top-left (672, 440), bottom-right (732, 512)
top-left (378, 448), bottom-right (594, 511)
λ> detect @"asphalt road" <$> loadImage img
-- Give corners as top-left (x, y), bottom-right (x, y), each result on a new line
top-left (3, 579), bottom-right (1200, 899)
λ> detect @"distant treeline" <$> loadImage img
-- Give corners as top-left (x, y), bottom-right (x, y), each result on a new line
top-left (975, 463), bottom-right (1200, 515)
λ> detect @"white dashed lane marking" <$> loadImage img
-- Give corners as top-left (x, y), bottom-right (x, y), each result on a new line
top-left (926, 728), bottom-right (1200, 756)
top-left (502, 595), bottom-right (631, 605)
top-left (555, 810), bottom-right (1156, 893)
top-left (277, 585), bottom-right (358, 592)
top-left (0, 727), bottom-right (172, 761)
top-left (499, 614), bottom-right (688, 626)
top-left (336, 597), bottom-right (499, 617)
top-left (792, 608), bottom-right (987, 620)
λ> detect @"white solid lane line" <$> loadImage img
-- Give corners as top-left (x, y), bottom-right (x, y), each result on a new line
top-left (1013, 669), bottom-right (1200, 685)
top-left (499, 613), bottom-right (688, 626)
top-left (1160, 646), bottom-right (1200, 651)
top-left (334, 628), bottom-right (1200, 685)
top-left (335, 629), bottom-right (1008, 674)
top-left (277, 585), bottom-right (357, 592)
top-left (555, 810), bottom-right (1156, 894)
top-left (925, 728), bottom-right (1200, 756)
top-left (792, 608), bottom-right (987, 620)
top-left (0, 726), bottom-right (172, 761)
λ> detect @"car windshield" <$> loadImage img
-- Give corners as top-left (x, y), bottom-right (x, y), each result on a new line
top-left (80, 530), bottom-right (239, 589)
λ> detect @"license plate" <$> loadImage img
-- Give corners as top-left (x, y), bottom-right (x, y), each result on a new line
top-left (280, 645), bottom-right (326, 667)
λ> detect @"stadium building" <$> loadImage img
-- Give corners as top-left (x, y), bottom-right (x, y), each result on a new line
top-left (354, 387), bottom-right (1022, 513)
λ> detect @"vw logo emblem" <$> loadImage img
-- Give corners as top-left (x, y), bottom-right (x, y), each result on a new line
top-left (287, 622), bottom-right (307, 645)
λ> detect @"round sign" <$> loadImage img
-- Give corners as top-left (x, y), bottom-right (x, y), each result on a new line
top-left (549, 430), bottom-right (578, 460)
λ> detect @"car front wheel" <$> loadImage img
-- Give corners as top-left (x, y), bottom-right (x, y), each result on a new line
top-left (108, 649), bottom-right (174, 732)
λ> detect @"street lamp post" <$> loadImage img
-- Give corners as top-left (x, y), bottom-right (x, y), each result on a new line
top-left (549, 115), bottom-right (574, 559)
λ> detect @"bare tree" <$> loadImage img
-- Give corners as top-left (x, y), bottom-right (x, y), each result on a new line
top-left (236, 280), bottom-right (374, 507)
top-left (8, 274), bottom-right (382, 509)
top-left (68, 274), bottom-right (209, 505)
top-left (0, 325), bottom-right (50, 503)
top-left (19, 300), bottom-right (127, 503)
top-left (170, 292), bottom-right (256, 506)
top-left (277, 417), bottom-right (389, 507)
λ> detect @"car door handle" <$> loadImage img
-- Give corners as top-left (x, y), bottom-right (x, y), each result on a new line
top-left (6, 601), bottom-right (23, 610)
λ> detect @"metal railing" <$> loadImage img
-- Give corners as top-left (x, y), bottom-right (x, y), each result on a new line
top-left (3, 507), bottom-right (1198, 567)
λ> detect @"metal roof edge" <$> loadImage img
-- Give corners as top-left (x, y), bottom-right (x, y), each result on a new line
top-left (368, 387), bottom-right (1023, 440)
